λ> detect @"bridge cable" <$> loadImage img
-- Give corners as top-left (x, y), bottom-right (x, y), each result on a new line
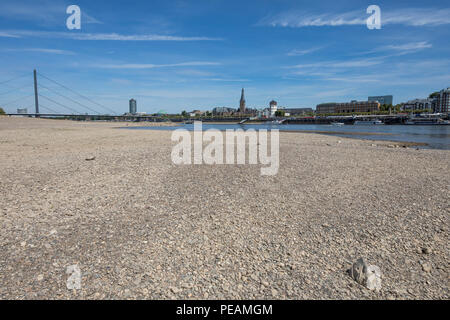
top-left (38, 84), bottom-right (101, 115)
top-left (0, 93), bottom-right (35, 106)
top-left (39, 104), bottom-right (60, 114)
top-left (0, 84), bottom-right (32, 96)
top-left (38, 93), bottom-right (81, 114)
top-left (0, 73), bottom-right (28, 86)
top-left (37, 72), bottom-right (117, 115)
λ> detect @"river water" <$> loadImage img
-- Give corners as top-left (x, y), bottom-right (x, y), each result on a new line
top-left (123, 123), bottom-right (450, 150)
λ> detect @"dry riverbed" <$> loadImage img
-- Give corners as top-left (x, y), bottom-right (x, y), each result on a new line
top-left (0, 116), bottom-right (448, 299)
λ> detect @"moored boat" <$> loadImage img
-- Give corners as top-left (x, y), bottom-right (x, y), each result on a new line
top-left (353, 120), bottom-right (384, 125)
top-left (405, 118), bottom-right (450, 125)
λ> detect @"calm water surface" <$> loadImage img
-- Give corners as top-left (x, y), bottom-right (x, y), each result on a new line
top-left (123, 123), bottom-right (450, 150)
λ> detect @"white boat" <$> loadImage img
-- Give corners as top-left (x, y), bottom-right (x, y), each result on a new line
top-left (331, 122), bottom-right (344, 126)
top-left (354, 120), bottom-right (384, 125)
top-left (405, 118), bottom-right (450, 125)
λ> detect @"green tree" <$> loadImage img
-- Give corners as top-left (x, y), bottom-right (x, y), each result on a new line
top-left (181, 110), bottom-right (187, 117)
top-left (275, 110), bottom-right (285, 117)
top-left (429, 92), bottom-right (439, 99)
top-left (0, 107), bottom-right (5, 115)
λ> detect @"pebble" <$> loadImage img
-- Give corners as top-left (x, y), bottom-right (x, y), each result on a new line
top-left (421, 262), bottom-right (432, 273)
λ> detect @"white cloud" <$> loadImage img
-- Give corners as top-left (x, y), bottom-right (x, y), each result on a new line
top-left (287, 47), bottom-right (324, 56)
top-left (94, 62), bottom-right (221, 69)
top-left (3, 48), bottom-right (75, 55)
top-left (323, 76), bottom-right (381, 83)
top-left (0, 30), bottom-right (221, 41)
top-left (289, 57), bottom-right (384, 69)
top-left (206, 78), bottom-right (251, 82)
top-left (383, 41), bottom-right (432, 52)
top-left (261, 8), bottom-right (450, 28)
top-left (0, 31), bottom-right (20, 38)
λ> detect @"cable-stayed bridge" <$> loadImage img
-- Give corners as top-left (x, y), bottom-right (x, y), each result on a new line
top-left (0, 70), bottom-right (124, 119)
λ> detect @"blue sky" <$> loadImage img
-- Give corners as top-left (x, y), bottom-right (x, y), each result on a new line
top-left (0, 0), bottom-right (449, 114)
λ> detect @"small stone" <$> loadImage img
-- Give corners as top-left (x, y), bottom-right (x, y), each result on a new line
top-left (49, 229), bottom-right (57, 236)
top-left (170, 286), bottom-right (181, 294)
top-left (37, 274), bottom-right (44, 281)
top-left (20, 241), bottom-right (26, 247)
top-left (349, 258), bottom-right (382, 291)
top-left (271, 289), bottom-right (278, 296)
top-left (422, 248), bottom-right (431, 254)
top-left (421, 262), bottom-right (432, 273)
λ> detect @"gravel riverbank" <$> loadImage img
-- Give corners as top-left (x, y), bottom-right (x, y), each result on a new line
top-left (0, 116), bottom-right (448, 299)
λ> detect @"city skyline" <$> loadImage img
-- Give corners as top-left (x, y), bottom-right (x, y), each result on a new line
top-left (1, 0), bottom-right (450, 114)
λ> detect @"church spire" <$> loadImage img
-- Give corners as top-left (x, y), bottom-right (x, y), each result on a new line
top-left (239, 88), bottom-right (246, 112)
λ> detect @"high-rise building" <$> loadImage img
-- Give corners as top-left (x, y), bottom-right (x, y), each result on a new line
top-left (269, 100), bottom-right (278, 116)
top-left (368, 95), bottom-right (393, 106)
top-left (433, 88), bottom-right (450, 113)
top-left (239, 88), bottom-right (246, 113)
top-left (129, 99), bottom-right (137, 114)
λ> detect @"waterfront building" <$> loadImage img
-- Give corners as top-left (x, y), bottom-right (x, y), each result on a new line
top-left (335, 100), bottom-right (380, 113)
top-left (316, 103), bottom-right (337, 114)
top-left (189, 110), bottom-right (204, 117)
top-left (269, 100), bottom-right (278, 116)
top-left (239, 88), bottom-right (246, 113)
top-left (281, 108), bottom-right (313, 115)
top-left (402, 99), bottom-right (433, 111)
top-left (433, 88), bottom-right (450, 113)
top-left (257, 108), bottom-right (271, 118)
top-left (212, 107), bottom-right (235, 116)
top-left (129, 99), bottom-right (137, 114)
top-left (17, 108), bottom-right (28, 114)
top-left (368, 95), bottom-right (393, 106)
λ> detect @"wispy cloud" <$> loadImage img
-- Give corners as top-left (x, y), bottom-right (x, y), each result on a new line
top-left (287, 46), bottom-right (324, 56)
top-left (382, 41), bottom-right (432, 52)
top-left (0, 30), bottom-right (222, 41)
top-left (3, 48), bottom-right (75, 55)
top-left (206, 78), bottom-right (250, 82)
top-left (355, 41), bottom-right (433, 57)
top-left (94, 62), bottom-right (221, 69)
top-left (260, 8), bottom-right (450, 28)
top-left (288, 57), bottom-right (384, 69)
top-left (0, 31), bottom-right (20, 38)
top-left (323, 76), bottom-right (381, 83)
